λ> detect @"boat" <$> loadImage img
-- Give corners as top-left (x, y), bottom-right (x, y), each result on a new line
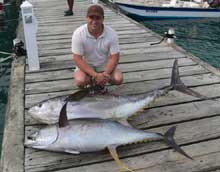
top-left (0, 0), bottom-right (2, 16)
top-left (112, 0), bottom-right (220, 19)
top-left (0, 0), bottom-right (3, 15)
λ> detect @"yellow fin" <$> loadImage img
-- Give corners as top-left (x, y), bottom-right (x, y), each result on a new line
top-left (107, 145), bottom-right (135, 172)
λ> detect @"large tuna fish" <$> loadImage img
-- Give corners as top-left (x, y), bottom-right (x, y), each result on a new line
top-left (25, 112), bottom-right (192, 172)
top-left (28, 59), bottom-right (206, 124)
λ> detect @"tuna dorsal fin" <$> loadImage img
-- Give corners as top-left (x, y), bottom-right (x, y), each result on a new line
top-left (59, 102), bottom-right (69, 128)
top-left (65, 88), bottom-right (90, 102)
top-left (171, 59), bottom-right (182, 87)
top-left (170, 59), bottom-right (208, 100)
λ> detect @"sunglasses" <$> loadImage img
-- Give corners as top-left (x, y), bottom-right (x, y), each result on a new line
top-left (88, 15), bottom-right (102, 20)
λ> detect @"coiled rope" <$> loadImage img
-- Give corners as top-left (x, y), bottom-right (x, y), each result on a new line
top-left (0, 51), bottom-right (14, 63)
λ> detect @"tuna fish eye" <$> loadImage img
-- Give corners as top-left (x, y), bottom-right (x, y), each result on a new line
top-left (27, 135), bottom-right (36, 140)
top-left (27, 136), bottom-right (34, 140)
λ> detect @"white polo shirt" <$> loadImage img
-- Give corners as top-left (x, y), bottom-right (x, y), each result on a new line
top-left (72, 24), bottom-right (120, 67)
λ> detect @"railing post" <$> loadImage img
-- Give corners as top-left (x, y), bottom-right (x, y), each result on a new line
top-left (92, 0), bottom-right (98, 4)
top-left (20, 0), bottom-right (40, 71)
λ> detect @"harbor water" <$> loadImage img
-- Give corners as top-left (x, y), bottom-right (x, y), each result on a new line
top-left (141, 18), bottom-right (220, 68)
top-left (0, 1), bottom-right (19, 155)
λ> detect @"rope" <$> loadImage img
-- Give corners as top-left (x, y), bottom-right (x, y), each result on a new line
top-left (150, 37), bottom-right (165, 45)
top-left (0, 55), bottom-right (13, 63)
top-left (0, 51), bottom-right (12, 55)
top-left (2, 4), bottom-right (14, 7)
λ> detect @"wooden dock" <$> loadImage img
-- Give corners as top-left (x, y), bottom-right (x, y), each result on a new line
top-left (1, 0), bottom-right (220, 171)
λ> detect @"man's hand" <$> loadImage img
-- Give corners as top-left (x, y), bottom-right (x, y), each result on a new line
top-left (95, 73), bottom-right (106, 85)
top-left (103, 71), bottom-right (111, 83)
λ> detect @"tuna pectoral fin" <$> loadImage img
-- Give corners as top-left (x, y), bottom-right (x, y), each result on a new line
top-left (164, 126), bottom-right (193, 160)
top-left (118, 119), bottom-right (133, 128)
top-left (107, 145), bottom-right (134, 172)
top-left (59, 102), bottom-right (69, 128)
top-left (59, 88), bottom-right (90, 128)
top-left (171, 59), bottom-right (207, 100)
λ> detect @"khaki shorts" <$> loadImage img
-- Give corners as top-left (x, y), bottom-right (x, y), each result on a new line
top-left (74, 65), bottom-right (105, 73)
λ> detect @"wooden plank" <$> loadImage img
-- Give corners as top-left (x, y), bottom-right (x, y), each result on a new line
top-left (25, 81), bottom-right (220, 125)
top-left (35, 50), bottom-right (185, 71)
top-left (50, 139), bottom-right (220, 172)
top-left (37, 18), bottom-right (133, 27)
top-left (37, 24), bottom-right (143, 34)
top-left (36, 14), bottom-right (128, 22)
top-left (37, 35), bottom-right (158, 46)
top-left (37, 35), bottom-right (159, 50)
top-left (130, 96), bottom-right (220, 128)
top-left (25, 58), bottom-right (196, 83)
top-left (23, 1), bottom-right (220, 172)
top-left (0, 57), bottom-right (25, 172)
top-left (25, 90), bottom-right (74, 108)
top-left (37, 38), bottom-right (162, 51)
top-left (37, 39), bottom-right (166, 51)
top-left (37, 27), bottom-right (148, 37)
top-left (25, 91), bottom-right (220, 126)
top-left (34, 10), bottom-right (118, 19)
top-left (37, 41), bottom-right (167, 52)
top-left (37, 37), bottom-right (160, 51)
top-left (38, 23), bottom-right (141, 35)
top-left (36, 14), bottom-right (125, 25)
top-left (24, 73), bottom-right (219, 109)
top-left (36, 30), bottom-right (150, 41)
top-left (37, 19), bottom-right (132, 29)
top-left (24, 65), bottom-right (208, 95)
top-left (37, 46), bottom-right (178, 57)
top-left (24, 116), bottom-right (220, 172)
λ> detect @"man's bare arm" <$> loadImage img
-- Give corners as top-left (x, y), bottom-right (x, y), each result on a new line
top-left (104, 53), bottom-right (120, 75)
top-left (74, 54), bottom-right (97, 78)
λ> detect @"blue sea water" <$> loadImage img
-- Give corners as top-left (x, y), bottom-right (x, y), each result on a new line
top-left (0, 1), bottom-right (19, 155)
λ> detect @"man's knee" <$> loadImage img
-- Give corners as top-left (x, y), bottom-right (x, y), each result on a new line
top-left (74, 71), bottom-right (89, 88)
top-left (113, 75), bottom-right (123, 85)
top-left (75, 78), bottom-right (88, 87)
top-left (111, 69), bottom-right (123, 85)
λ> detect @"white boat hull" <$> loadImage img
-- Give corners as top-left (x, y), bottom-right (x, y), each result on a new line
top-left (116, 3), bottom-right (220, 19)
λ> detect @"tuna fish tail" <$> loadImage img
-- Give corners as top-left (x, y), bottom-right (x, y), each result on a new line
top-left (163, 126), bottom-right (193, 160)
top-left (170, 59), bottom-right (208, 99)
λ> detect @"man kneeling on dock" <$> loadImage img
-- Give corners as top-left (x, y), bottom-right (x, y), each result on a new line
top-left (72, 4), bottom-right (123, 89)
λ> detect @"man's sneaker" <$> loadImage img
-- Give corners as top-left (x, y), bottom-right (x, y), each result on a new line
top-left (64, 10), bottom-right (73, 16)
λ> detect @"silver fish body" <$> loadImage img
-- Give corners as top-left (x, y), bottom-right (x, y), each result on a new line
top-left (28, 91), bottom-right (163, 124)
top-left (25, 118), bottom-right (163, 153)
